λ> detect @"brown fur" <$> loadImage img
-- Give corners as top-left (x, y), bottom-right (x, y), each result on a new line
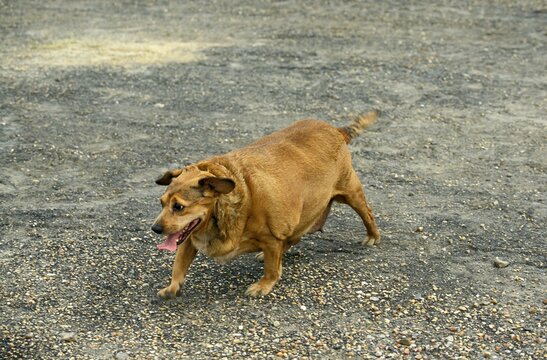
top-left (152, 110), bottom-right (381, 297)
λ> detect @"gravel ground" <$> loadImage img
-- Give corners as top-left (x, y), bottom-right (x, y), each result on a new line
top-left (1, 0), bottom-right (545, 359)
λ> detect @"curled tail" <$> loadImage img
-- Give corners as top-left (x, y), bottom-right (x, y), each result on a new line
top-left (338, 109), bottom-right (380, 144)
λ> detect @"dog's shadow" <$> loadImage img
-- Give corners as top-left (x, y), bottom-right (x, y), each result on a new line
top-left (153, 230), bottom-right (379, 306)
top-left (174, 250), bottom-right (313, 302)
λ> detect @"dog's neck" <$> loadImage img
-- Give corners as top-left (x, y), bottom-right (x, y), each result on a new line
top-left (193, 211), bottom-right (221, 244)
top-left (196, 158), bottom-right (250, 246)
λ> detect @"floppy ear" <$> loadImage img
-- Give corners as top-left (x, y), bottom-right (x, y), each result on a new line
top-left (198, 177), bottom-right (235, 195)
top-left (155, 169), bottom-right (183, 185)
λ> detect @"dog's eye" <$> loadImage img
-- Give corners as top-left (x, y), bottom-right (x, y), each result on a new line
top-left (173, 203), bottom-right (184, 212)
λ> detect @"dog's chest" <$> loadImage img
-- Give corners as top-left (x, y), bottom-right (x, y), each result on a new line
top-left (191, 234), bottom-right (241, 263)
top-left (190, 235), bottom-right (215, 257)
top-left (212, 248), bottom-right (241, 264)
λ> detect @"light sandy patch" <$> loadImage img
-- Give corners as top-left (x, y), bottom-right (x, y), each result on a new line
top-left (9, 39), bottom-right (219, 69)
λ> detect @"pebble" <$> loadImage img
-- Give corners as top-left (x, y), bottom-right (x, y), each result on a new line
top-left (398, 338), bottom-right (411, 346)
top-left (116, 352), bottom-right (129, 360)
top-left (494, 257), bottom-right (509, 268)
top-left (60, 332), bottom-right (76, 342)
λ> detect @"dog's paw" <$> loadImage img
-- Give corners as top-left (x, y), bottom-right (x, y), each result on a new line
top-left (254, 252), bottom-right (264, 262)
top-left (245, 280), bottom-right (275, 297)
top-left (157, 284), bottom-right (180, 299)
top-left (362, 234), bottom-right (381, 247)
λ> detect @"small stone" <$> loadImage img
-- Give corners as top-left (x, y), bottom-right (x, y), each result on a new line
top-left (272, 320), bottom-right (280, 327)
top-left (116, 352), bottom-right (129, 360)
top-left (494, 257), bottom-right (509, 268)
top-left (398, 338), bottom-right (411, 346)
top-left (483, 350), bottom-right (492, 358)
top-left (374, 349), bottom-right (383, 357)
top-left (60, 332), bottom-right (76, 342)
top-left (416, 226), bottom-right (424, 232)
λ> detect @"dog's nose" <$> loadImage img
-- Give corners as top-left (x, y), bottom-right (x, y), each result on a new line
top-left (151, 224), bottom-right (163, 234)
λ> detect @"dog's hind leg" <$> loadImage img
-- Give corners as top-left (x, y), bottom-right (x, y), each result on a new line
top-left (336, 171), bottom-right (380, 246)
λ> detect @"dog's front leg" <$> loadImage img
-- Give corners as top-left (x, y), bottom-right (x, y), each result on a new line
top-left (157, 239), bottom-right (197, 299)
top-left (246, 240), bottom-right (284, 297)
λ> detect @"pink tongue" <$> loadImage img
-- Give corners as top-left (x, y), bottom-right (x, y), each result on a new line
top-left (156, 233), bottom-right (180, 252)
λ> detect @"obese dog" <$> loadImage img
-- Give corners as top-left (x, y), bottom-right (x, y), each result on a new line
top-left (152, 110), bottom-right (381, 297)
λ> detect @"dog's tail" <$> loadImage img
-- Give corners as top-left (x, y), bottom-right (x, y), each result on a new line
top-left (338, 109), bottom-right (380, 144)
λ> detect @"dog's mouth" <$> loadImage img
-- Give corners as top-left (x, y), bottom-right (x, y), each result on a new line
top-left (156, 218), bottom-right (201, 252)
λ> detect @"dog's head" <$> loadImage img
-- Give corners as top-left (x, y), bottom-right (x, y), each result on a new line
top-left (151, 166), bottom-right (235, 251)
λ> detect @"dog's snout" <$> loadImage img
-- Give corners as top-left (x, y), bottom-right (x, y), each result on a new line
top-left (151, 224), bottom-right (163, 234)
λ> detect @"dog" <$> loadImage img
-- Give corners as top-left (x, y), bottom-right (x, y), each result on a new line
top-left (152, 110), bottom-right (381, 298)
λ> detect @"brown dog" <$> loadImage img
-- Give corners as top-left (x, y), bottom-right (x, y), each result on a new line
top-left (152, 110), bottom-right (381, 297)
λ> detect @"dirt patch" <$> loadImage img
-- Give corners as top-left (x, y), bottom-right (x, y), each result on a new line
top-left (9, 38), bottom-right (218, 68)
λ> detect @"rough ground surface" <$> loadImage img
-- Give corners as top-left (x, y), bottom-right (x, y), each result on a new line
top-left (0, 1), bottom-right (545, 359)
